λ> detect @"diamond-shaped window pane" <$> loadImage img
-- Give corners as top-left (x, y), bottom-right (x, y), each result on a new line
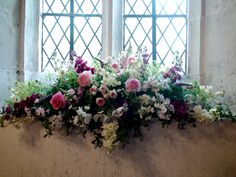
top-left (124, 18), bottom-right (152, 53)
top-left (74, 17), bottom-right (102, 62)
top-left (75, 0), bottom-right (102, 14)
top-left (43, 0), bottom-right (70, 13)
top-left (42, 16), bottom-right (70, 72)
top-left (42, 0), bottom-right (102, 71)
top-left (125, 0), bottom-right (152, 15)
top-left (156, 17), bottom-right (187, 71)
top-left (124, 0), bottom-right (188, 73)
top-left (156, 0), bottom-right (187, 15)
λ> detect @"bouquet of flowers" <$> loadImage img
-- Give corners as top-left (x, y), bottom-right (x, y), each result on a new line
top-left (1, 48), bottom-right (235, 151)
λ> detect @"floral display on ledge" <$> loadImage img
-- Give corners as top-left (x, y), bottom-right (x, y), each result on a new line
top-left (0, 47), bottom-right (236, 152)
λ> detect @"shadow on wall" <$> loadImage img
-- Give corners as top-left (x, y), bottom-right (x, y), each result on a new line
top-left (11, 120), bottom-right (236, 177)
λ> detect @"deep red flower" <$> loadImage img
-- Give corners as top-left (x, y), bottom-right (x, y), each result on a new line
top-left (171, 100), bottom-right (188, 119)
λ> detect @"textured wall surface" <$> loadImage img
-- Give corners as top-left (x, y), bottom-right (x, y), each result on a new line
top-left (202, 0), bottom-right (236, 111)
top-left (0, 0), bottom-right (22, 107)
top-left (1, 0), bottom-right (236, 177)
top-left (189, 0), bottom-right (236, 111)
top-left (0, 122), bottom-right (236, 177)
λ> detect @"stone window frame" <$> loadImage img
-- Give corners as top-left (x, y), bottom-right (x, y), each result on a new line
top-left (21, 0), bottom-right (204, 82)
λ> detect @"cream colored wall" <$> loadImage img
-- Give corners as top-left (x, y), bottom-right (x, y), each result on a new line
top-left (202, 0), bottom-right (236, 111)
top-left (0, 0), bottom-right (22, 107)
top-left (0, 122), bottom-right (236, 177)
top-left (1, 0), bottom-right (236, 177)
top-left (188, 0), bottom-right (236, 111)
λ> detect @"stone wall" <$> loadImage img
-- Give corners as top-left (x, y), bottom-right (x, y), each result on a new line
top-left (202, 0), bottom-right (236, 111)
top-left (188, 0), bottom-right (236, 111)
top-left (0, 121), bottom-right (236, 177)
top-left (1, 0), bottom-right (236, 177)
top-left (0, 0), bottom-right (22, 107)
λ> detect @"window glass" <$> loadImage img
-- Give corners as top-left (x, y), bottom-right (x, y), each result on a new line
top-left (124, 0), bottom-right (188, 72)
top-left (41, 0), bottom-right (102, 72)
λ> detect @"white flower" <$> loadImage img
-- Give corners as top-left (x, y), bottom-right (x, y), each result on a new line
top-left (84, 114), bottom-right (92, 124)
top-left (76, 107), bottom-right (87, 117)
top-left (73, 116), bottom-right (79, 125)
top-left (160, 104), bottom-right (167, 114)
top-left (154, 103), bottom-right (159, 108)
top-left (67, 88), bottom-right (75, 95)
top-left (193, 105), bottom-right (202, 113)
top-left (112, 106), bottom-right (127, 118)
top-left (165, 98), bottom-right (170, 105)
top-left (193, 105), bottom-right (214, 122)
top-left (34, 98), bottom-right (39, 103)
top-left (105, 56), bottom-right (113, 64)
top-left (152, 97), bottom-right (157, 102)
top-left (35, 107), bottom-right (46, 117)
top-left (93, 113), bottom-right (106, 122)
top-left (84, 106), bottom-right (90, 110)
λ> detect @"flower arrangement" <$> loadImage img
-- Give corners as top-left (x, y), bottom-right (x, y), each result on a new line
top-left (0, 48), bottom-right (236, 152)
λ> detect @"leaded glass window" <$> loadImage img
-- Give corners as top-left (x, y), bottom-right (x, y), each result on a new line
top-left (41, 0), bottom-right (102, 72)
top-left (124, 0), bottom-right (188, 72)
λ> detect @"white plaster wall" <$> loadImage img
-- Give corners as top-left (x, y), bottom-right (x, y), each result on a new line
top-left (0, 121), bottom-right (236, 177)
top-left (202, 0), bottom-right (236, 111)
top-left (188, 0), bottom-right (236, 111)
top-left (24, 0), bottom-right (40, 81)
top-left (188, 0), bottom-right (202, 81)
top-left (0, 0), bottom-right (22, 107)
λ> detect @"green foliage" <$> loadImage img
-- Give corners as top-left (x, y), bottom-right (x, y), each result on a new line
top-left (47, 69), bottom-right (78, 94)
top-left (10, 80), bottom-right (49, 101)
top-left (1, 48), bottom-right (236, 152)
top-left (182, 81), bottom-right (216, 109)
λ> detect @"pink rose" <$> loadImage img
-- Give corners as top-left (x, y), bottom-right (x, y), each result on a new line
top-left (111, 62), bottom-right (120, 73)
top-left (125, 78), bottom-right (141, 92)
top-left (96, 97), bottom-right (106, 107)
top-left (99, 85), bottom-right (108, 94)
top-left (127, 57), bottom-right (136, 65)
top-left (109, 90), bottom-right (118, 99)
top-left (89, 85), bottom-right (97, 94)
top-left (78, 71), bottom-right (92, 87)
top-left (50, 91), bottom-right (66, 110)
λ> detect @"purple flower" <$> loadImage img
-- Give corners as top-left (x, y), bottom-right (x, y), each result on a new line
top-left (74, 56), bottom-right (95, 74)
top-left (163, 66), bottom-right (182, 83)
top-left (142, 53), bottom-right (149, 65)
top-left (171, 100), bottom-right (188, 119)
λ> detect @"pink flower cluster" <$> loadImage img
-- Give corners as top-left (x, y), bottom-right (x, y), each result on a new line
top-left (78, 71), bottom-right (92, 87)
top-left (88, 84), bottom-right (119, 107)
top-left (50, 92), bottom-right (66, 110)
top-left (125, 78), bottom-right (141, 92)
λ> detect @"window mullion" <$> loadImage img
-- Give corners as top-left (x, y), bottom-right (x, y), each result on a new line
top-left (152, 0), bottom-right (157, 61)
top-left (112, 0), bottom-right (123, 57)
top-left (102, 0), bottom-right (113, 57)
top-left (70, 0), bottom-right (74, 61)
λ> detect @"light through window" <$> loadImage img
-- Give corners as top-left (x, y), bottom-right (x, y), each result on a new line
top-left (124, 0), bottom-right (188, 72)
top-left (41, 0), bottom-right (102, 72)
